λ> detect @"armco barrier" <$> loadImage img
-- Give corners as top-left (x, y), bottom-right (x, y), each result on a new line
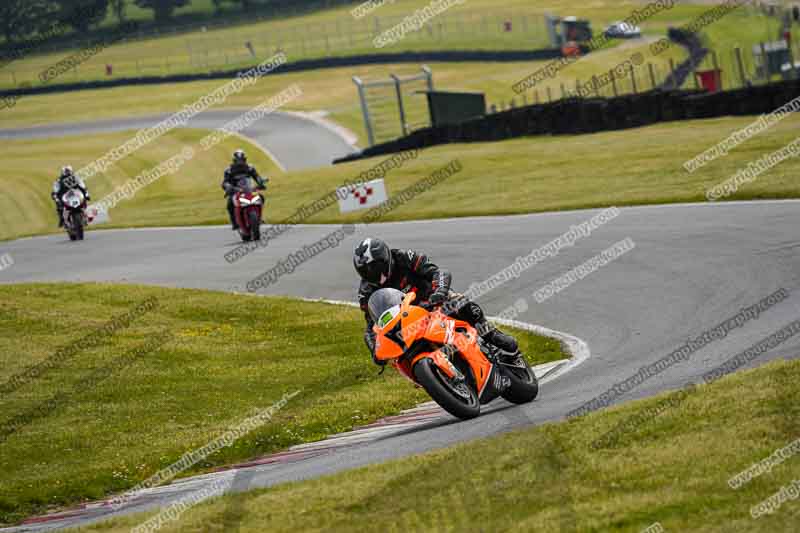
top-left (0, 49), bottom-right (563, 99)
top-left (334, 80), bottom-right (800, 165)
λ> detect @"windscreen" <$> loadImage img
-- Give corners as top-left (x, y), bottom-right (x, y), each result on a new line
top-left (63, 189), bottom-right (84, 207)
top-left (235, 175), bottom-right (255, 192)
top-left (367, 288), bottom-right (404, 326)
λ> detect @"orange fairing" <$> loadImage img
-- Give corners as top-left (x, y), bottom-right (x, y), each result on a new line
top-left (371, 292), bottom-right (494, 395)
top-left (373, 292), bottom-right (423, 362)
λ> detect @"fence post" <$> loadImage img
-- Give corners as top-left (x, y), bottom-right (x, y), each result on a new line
top-left (547, 86), bottom-right (552, 102)
top-left (560, 83), bottom-right (566, 99)
top-left (759, 42), bottom-right (768, 81)
top-left (422, 65), bottom-right (434, 91)
top-left (734, 47), bottom-right (747, 87)
top-left (353, 76), bottom-right (376, 147)
top-left (630, 63), bottom-right (638, 93)
top-left (390, 74), bottom-right (409, 136)
top-left (711, 50), bottom-right (721, 90)
top-left (648, 63), bottom-right (657, 89)
top-left (611, 69), bottom-right (619, 96)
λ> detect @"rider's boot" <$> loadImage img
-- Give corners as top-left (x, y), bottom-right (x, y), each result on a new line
top-left (478, 323), bottom-right (520, 363)
top-left (227, 201), bottom-right (238, 230)
top-left (57, 208), bottom-right (64, 228)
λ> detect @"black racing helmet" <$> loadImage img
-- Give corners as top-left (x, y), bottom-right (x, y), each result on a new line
top-left (353, 238), bottom-right (392, 285)
top-left (233, 149), bottom-right (247, 165)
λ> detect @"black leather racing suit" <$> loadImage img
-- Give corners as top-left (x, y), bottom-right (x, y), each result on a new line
top-left (358, 249), bottom-right (494, 365)
top-left (221, 163), bottom-right (266, 228)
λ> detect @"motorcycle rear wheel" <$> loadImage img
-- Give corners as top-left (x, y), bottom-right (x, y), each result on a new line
top-left (413, 358), bottom-right (480, 420)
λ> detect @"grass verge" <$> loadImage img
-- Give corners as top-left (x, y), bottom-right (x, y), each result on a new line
top-left (0, 283), bottom-right (564, 525)
top-left (76, 357), bottom-right (800, 532)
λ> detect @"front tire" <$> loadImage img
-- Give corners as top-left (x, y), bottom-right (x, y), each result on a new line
top-left (65, 214), bottom-right (77, 241)
top-left (413, 358), bottom-right (480, 420)
top-left (248, 209), bottom-right (261, 242)
top-left (500, 356), bottom-right (539, 404)
top-left (75, 219), bottom-right (84, 241)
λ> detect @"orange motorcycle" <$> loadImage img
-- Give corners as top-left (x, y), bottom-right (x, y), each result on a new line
top-left (369, 288), bottom-right (538, 420)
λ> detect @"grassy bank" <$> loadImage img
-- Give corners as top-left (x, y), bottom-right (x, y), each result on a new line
top-left (0, 283), bottom-right (564, 525)
top-left (3, 111), bottom-right (799, 242)
top-left (0, 129), bottom-right (281, 242)
top-left (0, 3), bottom-right (777, 136)
top-left (0, 0), bottom-right (741, 90)
top-left (77, 357), bottom-right (800, 532)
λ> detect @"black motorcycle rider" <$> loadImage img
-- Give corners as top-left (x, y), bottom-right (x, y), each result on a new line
top-left (354, 238), bottom-right (520, 366)
top-left (51, 166), bottom-right (89, 228)
top-left (221, 149), bottom-right (267, 230)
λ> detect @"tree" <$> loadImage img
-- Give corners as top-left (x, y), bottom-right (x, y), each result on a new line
top-left (54, 0), bottom-right (110, 33)
top-left (134, 0), bottom-right (191, 25)
top-left (0, 0), bottom-right (59, 44)
top-left (110, 0), bottom-right (126, 22)
top-left (214, 0), bottom-right (256, 14)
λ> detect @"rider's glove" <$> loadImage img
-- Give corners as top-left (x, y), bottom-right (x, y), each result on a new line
top-left (428, 290), bottom-right (448, 307)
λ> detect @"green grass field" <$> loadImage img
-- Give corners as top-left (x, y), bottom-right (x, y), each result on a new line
top-left (0, 0), bottom-right (777, 91)
top-left (2, 112), bottom-right (799, 242)
top-left (72, 356), bottom-right (800, 532)
top-left (0, 283), bottom-right (565, 525)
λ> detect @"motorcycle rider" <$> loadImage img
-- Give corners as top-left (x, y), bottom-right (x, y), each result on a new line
top-left (51, 166), bottom-right (89, 228)
top-left (221, 149), bottom-right (267, 230)
top-left (353, 238), bottom-right (520, 366)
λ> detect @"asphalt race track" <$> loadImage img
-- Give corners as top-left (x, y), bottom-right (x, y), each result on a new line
top-left (1, 199), bottom-right (800, 530)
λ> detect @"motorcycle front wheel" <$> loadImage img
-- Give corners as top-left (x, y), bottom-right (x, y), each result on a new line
top-left (248, 209), bottom-right (261, 242)
top-left (500, 356), bottom-right (539, 404)
top-left (413, 357), bottom-right (480, 420)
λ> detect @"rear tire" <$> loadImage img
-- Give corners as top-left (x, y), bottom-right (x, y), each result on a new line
top-left (500, 356), bottom-right (539, 404)
top-left (413, 358), bottom-right (480, 420)
top-left (248, 209), bottom-right (261, 241)
top-left (75, 220), bottom-right (84, 241)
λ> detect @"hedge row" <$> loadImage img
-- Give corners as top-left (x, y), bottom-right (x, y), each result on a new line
top-left (335, 79), bottom-right (800, 164)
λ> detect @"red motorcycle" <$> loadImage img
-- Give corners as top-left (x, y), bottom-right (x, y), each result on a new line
top-left (231, 176), bottom-right (265, 242)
